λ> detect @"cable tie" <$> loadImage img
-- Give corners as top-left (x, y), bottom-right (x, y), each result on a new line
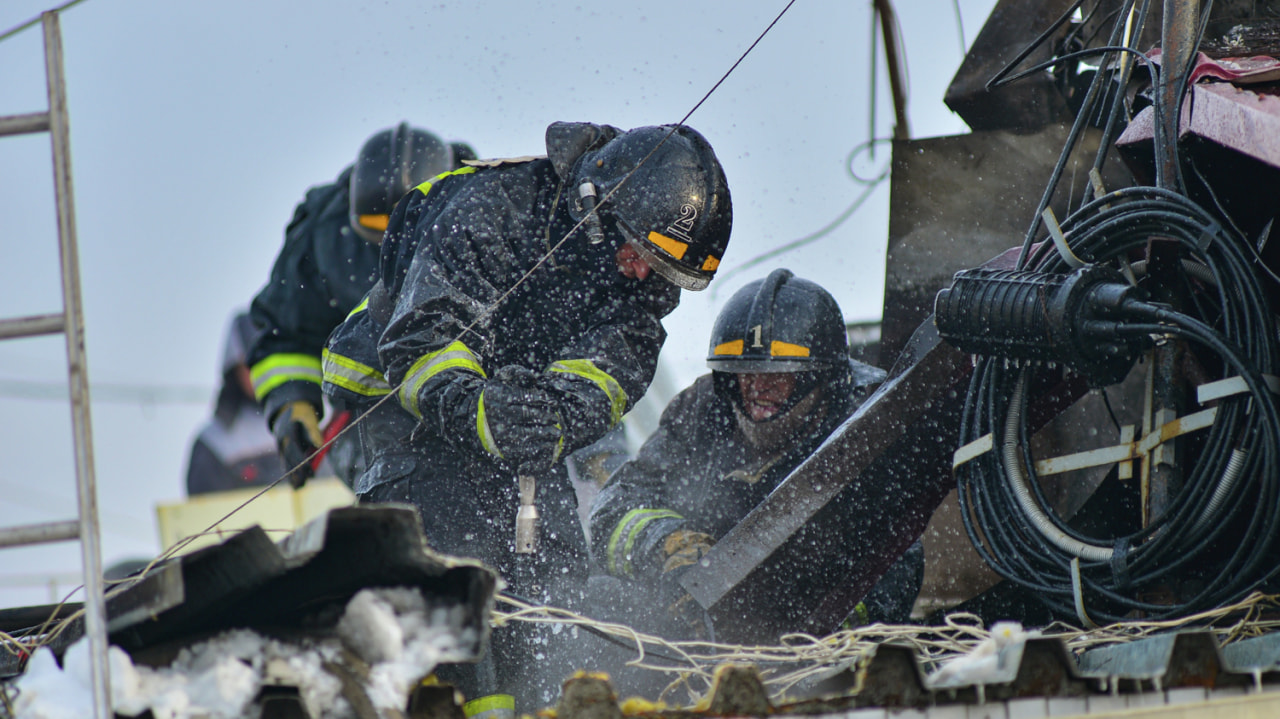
top-left (1196, 374), bottom-right (1280, 405)
top-left (952, 433), bottom-right (993, 472)
top-left (1196, 221), bottom-right (1221, 251)
top-left (1109, 537), bottom-right (1132, 592)
top-left (1042, 208), bottom-right (1084, 269)
top-left (1070, 557), bottom-right (1099, 629)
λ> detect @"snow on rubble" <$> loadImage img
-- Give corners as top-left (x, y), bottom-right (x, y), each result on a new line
top-left (11, 586), bottom-right (478, 719)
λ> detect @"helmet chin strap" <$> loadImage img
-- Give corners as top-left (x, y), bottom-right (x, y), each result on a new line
top-left (577, 181), bottom-right (607, 245)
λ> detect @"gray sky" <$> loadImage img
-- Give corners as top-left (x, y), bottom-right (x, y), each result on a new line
top-left (0, 0), bottom-right (996, 608)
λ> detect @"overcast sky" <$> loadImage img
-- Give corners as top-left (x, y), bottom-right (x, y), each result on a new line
top-left (0, 0), bottom-right (997, 608)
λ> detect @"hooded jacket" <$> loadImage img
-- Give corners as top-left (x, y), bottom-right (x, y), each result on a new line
top-left (589, 363), bottom-right (925, 624)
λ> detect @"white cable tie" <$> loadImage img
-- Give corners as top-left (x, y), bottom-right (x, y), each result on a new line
top-left (952, 433), bottom-right (993, 471)
top-left (1071, 557), bottom-right (1099, 629)
top-left (1043, 207), bottom-right (1085, 269)
top-left (1196, 374), bottom-right (1280, 405)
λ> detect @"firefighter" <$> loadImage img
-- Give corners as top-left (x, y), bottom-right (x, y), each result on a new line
top-left (321, 121), bottom-right (733, 714)
top-left (247, 123), bottom-right (476, 487)
top-left (186, 311), bottom-right (287, 495)
top-left (589, 269), bottom-right (925, 638)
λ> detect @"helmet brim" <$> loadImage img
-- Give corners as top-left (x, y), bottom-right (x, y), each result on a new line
top-left (629, 238), bottom-right (711, 291)
top-left (706, 357), bottom-right (839, 373)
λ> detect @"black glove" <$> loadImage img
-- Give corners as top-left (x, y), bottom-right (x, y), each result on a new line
top-left (271, 400), bottom-right (324, 488)
top-left (476, 366), bottom-right (565, 475)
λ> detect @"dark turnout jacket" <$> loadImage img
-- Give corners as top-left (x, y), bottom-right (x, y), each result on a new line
top-left (590, 369), bottom-right (924, 624)
top-left (322, 157), bottom-right (680, 577)
top-left (248, 167), bottom-right (381, 421)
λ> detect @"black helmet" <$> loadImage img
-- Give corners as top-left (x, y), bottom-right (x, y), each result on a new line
top-left (568, 124), bottom-right (732, 291)
top-left (706, 269), bottom-right (850, 373)
top-left (349, 122), bottom-right (458, 244)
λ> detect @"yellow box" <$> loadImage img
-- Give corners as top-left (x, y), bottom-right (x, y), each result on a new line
top-left (156, 477), bottom-right (357, 555)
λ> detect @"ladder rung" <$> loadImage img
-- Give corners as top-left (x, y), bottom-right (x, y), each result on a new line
top-left (0, 111), bottom-right (51, 137)
top-left (0, 312), bottom-right (65, 340)
top-left (0, 520), bottom-right (81, 549)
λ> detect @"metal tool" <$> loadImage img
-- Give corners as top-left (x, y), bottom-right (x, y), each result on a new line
top-left (515, 475), bottom-right (539, 554)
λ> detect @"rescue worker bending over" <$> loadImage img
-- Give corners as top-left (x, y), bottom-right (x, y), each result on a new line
top-left (590, 269), bottom-right (925, 637)
top-left (248, 123), bottom-right (476, 487)
top-left (322, 121), bottom-right (733, 714)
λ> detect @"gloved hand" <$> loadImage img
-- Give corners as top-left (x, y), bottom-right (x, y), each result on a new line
top-left (270, 400), bottom-right (324, 488)
top-left (658, 530), bottom-right (717, 640)
top-left (661, 529), bottom-right (716, 573)
top-left (478, 366), bottom-right (565, 475)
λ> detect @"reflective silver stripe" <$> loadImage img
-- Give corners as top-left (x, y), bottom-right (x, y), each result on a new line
top-left (399, 341), bottom-right (486, 419)
top-left (321, 348), bottom-right (391, 396)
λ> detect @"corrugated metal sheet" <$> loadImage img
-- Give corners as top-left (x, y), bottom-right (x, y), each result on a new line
top-left (0, 505), bottom-right (496, 675)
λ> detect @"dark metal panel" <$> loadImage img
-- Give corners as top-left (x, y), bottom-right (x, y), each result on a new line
top-left (943, 0), bottom-right (1076, 131)
top-left (880, 126), bottom-right (1133, 366)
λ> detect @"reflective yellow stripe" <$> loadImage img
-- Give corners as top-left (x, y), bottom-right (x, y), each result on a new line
top-left (647, 230), bottom-right (688, 260)
top-left (346, 297), bottom-right (369, 319)
top-left (356, 213), bottom-right (389, 231)
top-left (713, 340), bottom-right (744, 356)
top-left (463, 694), bottom-right (515, 719)
top-left (771, 340), bottom-right (810, 357)
top-left (548, 359), bottom-right (628, 427)
top-left (606, 508), bottom-right (682, 578)
top-left (476, 391), bottom-right (501, 458)
top-left (701, 255), bottom-right (720, 272)
top-left (321, 348), bottom-right (391, 396)
top-left (853, 601), bottom-right (870, 625)
top-left (250, 353), bottom-right (323, 401)
top-left (400, 341), bottom-right (486, 419)
top-left (413, 166), bottom-right (478, 195)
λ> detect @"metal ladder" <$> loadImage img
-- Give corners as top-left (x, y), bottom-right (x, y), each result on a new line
top-left (0, 10), bottom-right (110, 718)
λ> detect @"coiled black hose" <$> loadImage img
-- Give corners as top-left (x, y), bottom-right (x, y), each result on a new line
top-left (955, 188), bottom-right (1280, 623)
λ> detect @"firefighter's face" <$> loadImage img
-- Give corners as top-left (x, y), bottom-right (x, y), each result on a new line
top-left (615, 242), bottom-right (653, 281)
top-left (738, 372), bottom-right (797, 422)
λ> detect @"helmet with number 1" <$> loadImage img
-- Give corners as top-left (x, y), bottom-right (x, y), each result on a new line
top-left (569, 124), bottom-right (733, 291)
top-left (349, 122), bottom-right (460, 244)
top-left (707, 269), bottom-right (850, 373)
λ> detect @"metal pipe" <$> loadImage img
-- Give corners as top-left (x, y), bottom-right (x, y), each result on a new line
top-left (0, 520), bottom-right (80, 549)
top-left (0, 312), bottom-right (64, 340)
top-left (44, 11), bottom-right (111, 719)
top-left (873, 0), bottom-right (911, 140)
top-left (0, 112), bottom-right (51, 137)
top-left (1156, 0), bottom-right (1200, 189)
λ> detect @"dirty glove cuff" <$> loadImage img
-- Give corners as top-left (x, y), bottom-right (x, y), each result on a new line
top-left (271, 400), bottom-right (324, 488)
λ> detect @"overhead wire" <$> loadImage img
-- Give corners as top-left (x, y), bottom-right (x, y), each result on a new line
top-left (16, 0), bottom-right (806, 656)
top-left (0, 0), bottom-right (92, 44)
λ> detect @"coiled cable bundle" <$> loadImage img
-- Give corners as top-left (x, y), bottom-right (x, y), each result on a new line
top-left (953, 187), bottom-right (1280, 623)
